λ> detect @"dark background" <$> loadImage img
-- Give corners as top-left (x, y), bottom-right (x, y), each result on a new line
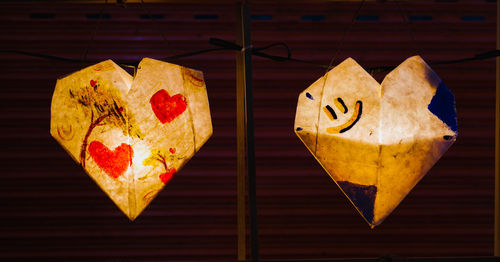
top-left (0, 0), bottom-right (496, 260)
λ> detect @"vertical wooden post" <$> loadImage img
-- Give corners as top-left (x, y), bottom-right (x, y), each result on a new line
top-left (236, 1), bottom-right (259, 261)
top-left (495, 0), bottom-right (500, 256)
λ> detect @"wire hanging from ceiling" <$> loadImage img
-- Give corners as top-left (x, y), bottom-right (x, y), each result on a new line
top-left (4, 0), bottom-right (498, 73)
top-left (2, 40), bottom-right (499, 73)
top-left (82, 0), bottom-right (108, 63)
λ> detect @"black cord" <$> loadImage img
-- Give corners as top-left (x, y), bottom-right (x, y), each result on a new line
top-left (82, 0), bottom-right (108, 62)
top-left (327, 0), bottom-right (366, 70)
top-left (396, 0), bottom-right (418, 53)
top-left (2, 39), bottom-right (499, 72)
top-left (209, 38), bottom-right (500, 71)
top-left (139, 0), bottom-right (169, 48)
top-left (158, 47), bottom-right (231, 61)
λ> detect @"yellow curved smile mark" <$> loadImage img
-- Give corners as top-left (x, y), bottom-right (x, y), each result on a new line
top-left (323, 98), bottom-right (363, 134)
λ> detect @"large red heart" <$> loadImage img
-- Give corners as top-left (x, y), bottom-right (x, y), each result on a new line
top-left (150, 89), bottom-right (187, 124)
top-left (88, 141), bottom-right (133, 179)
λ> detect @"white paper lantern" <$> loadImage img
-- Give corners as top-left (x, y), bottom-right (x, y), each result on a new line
top-left (294, 56), bottom-right (457, 227)
top-left (51, 58), bottom-right (212, 220)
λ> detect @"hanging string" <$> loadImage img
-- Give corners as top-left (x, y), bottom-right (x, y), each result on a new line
top-left (208, 38), bottom-right (293, 62)
top-left (312, 0), bottom-right (365, 155)
top-left (82, 0), bottom-right (170, 67)
top-left (327, 0), bottom-right (366, 71)
top-left (396, 0), bottom-right (418, 55)
top-left (3, 40), bottom-right (499, 73)
top-left (7, 0), bottom-right (496, 73)
top-left (208, 38), bottom-right (500, 69)
top-left (121, 64), bottom-right (137, 77)
top-left (159, 46), bottom-right (230, 61)
top-left (139, 0), bottom-right (169, 48)
top-left (82, 0), bottom-right (108, 63)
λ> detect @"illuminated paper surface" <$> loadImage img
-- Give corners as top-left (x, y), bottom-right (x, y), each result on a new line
top-left (294, 56), bottom-right (457, 227)
top-left (50, 58), bottom-right (212, 220)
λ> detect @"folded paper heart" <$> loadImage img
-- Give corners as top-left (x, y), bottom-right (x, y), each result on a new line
top-left (50, 58), bottom-right (212, 220)
top-left (294, 56), bottom-right (457, 227)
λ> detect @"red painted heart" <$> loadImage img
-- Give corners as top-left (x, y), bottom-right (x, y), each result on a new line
top-left (150, 89), bottom-right (187, 124)
top-left (159, 168), bottom-right (176, 184)
top-left (88, 141), bottom-right (133, 179)
top-left (90, 80), bottom-right (97, 87)
top-left (169, 147), bottom-right (176, 154)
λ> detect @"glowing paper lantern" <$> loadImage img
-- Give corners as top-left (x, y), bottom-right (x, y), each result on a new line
top-left (50, 58), bottom-right (212, 220)
top-left (294, 56), bottom-right (457, 227)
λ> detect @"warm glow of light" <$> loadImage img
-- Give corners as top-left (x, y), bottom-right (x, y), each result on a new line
top-left (50, 58), bottom-right (212, 220)
top-left (294, 56), bottom-right (457, 227)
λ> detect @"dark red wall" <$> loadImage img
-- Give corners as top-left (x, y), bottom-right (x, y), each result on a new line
top-left (0, 0), bottom-right (496, 261)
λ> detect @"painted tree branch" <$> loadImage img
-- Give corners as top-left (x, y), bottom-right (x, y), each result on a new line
top-left (80, 112), bottom-right (111, 168)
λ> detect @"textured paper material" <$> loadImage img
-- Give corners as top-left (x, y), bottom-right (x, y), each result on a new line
top-left (51, 58), bottom-right (212, 220)
top-left (294, 56), bottom-right (457, 227)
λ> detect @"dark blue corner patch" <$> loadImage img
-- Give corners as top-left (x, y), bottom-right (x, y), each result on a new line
top-left (428, 82), bottom-right (458, 132)
top-left (338, 181), bottom-right (377, 224)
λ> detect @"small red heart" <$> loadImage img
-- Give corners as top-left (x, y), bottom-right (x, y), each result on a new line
top-left (150, 89), bottom-right (187, 124)
top-left (169, 148), bottom-right (176, 154)
top-left (88, 141), bottom-right (133, 179)
top-left (159, 168), bottom-right (176, 184)
top-left (90, 80), bottom-right (97, 87)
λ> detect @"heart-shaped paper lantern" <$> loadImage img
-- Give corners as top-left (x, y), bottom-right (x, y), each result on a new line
top-left (50, 58), bottom-right (212, 220)
top-left (294, 56), bottom-right (457, 227)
